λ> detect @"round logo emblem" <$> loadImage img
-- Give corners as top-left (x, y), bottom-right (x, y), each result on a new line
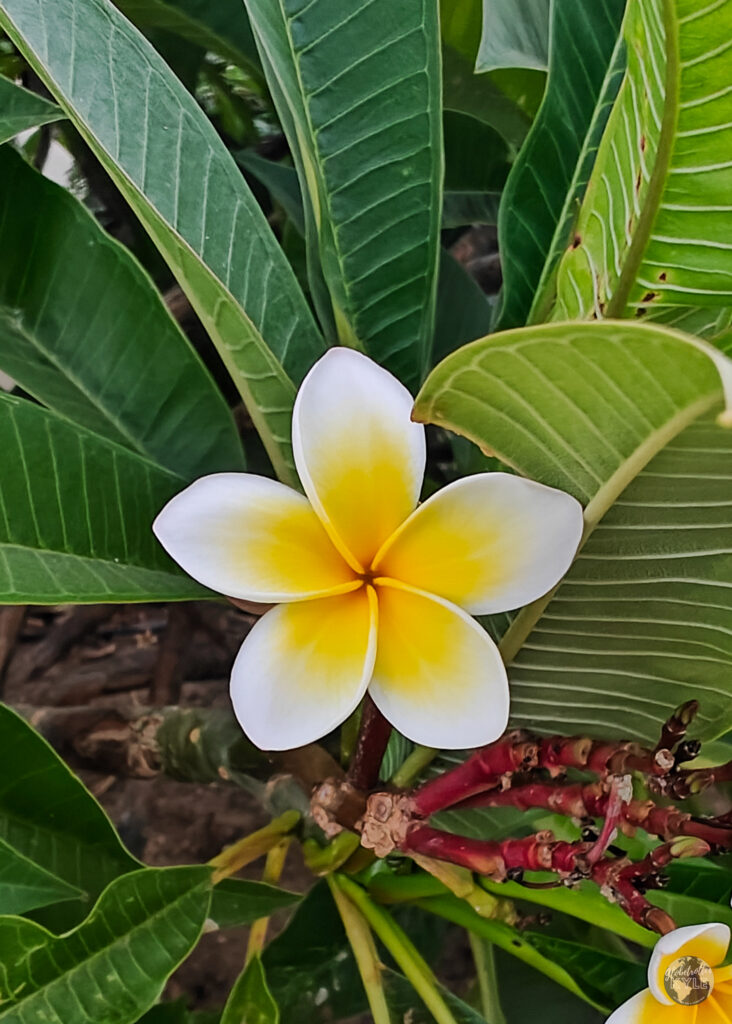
top-left (664, 956), bottom-right (714, 1006)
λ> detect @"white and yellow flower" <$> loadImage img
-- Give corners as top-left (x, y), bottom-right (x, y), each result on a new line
top-left (153, 349), bottom-right (583, 751)
top-left (608, 922), bottom-right (732, 1023)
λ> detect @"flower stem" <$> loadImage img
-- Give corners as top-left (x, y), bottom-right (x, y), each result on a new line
top-left (333, 874), bottom-right (460, 1024)
top-left (326, 875), bottom-right (391, 1024)
top-left (347, 694), bottom-right (392, 791)
top-left (208, 810), bottom-right (300, 883)
top-left (245, 837), bottom-right (291, 963)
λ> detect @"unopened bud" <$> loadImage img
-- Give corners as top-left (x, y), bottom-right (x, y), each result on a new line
top-left (668, 835), bottom-right (710, 859)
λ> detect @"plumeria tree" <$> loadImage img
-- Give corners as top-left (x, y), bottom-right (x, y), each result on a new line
top-left (0, 0), bottom-right (731, 1022)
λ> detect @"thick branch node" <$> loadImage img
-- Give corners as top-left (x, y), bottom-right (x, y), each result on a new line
top-left (357, 792), bottom-right (416, 858)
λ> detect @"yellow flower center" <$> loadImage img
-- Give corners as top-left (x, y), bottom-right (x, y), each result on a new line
top-left (664, 956), bottom-right (714, 1005)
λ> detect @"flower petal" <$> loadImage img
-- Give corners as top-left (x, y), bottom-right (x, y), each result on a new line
top-left (368, 580), bottom-right (509, 748)
top-left (606, 990), bottom-right (691, 1023)
top-left (703, 992), bottom-right (732, 1023)
top-left (292, 348), bottom-right (426, 570)
top-left (153, 473), bottom-right (358, 601)
top-left (373, 473), bottom-right (584, 615)
top-left (230, 587), bottom-right (377, 750)
top-left (649, 923), bottom-right (730, 1005)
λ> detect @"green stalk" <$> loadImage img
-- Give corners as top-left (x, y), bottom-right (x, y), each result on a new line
top-left (327, 876), bottom-right (391, 1024)
top-left (391, 745), bottom-right (438, 788)
top-left (209, 810), bottom-right (300, 883)
top-left (469, 935), bottom-right (506, 1024)
top-left (334, 875), bottom-right (460, 1024)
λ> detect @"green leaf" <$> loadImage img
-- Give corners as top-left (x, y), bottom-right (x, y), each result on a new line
top-left (245, 0), bottom-right (443, 389)
top-left (382, 967), bottom-right (487, 1023)
top-left (495, 0), bottom-right (626, 329)
top-left (415, 320), bottom-right (732, 739)
top-left (665, 858), bottom-right (732, 904)
top-left (0, 74), bottom-right (62, 144)
top-left (235, 151), bottom-right (305, 235)
top-left (115, 0), bottom-right (261, 74)
top-left (476, 0), bottom-right (550, 73)
top-left (522, 931), bottom-right (645, 1009)
top-left (442, 45), bottom-right (530, 152)
top-left (0, 0), bottom-right (326, 486)
top-left (433, 250), bottom-right (493, 365)
top-left (0, 144), bottom-right (244, 480)
top-left (552, 0), bottom-right (732, 320)
top-left (263, 882), bottom-right (366, 1023)
top-left (0, 394), bottom-right (206, 602)
top-left (480, 877), bottom-right (655, 948)
top-left (443, 111), bottom-right (510, 193)
top-left (0, 704), bottom-right (136, 905)
top-left (0, 865), bottom-right (212, 1024)
top-left (0, 839), bottom-right (82, 916)
top-left (208, 879), bottom-right (299, 929)
top-left (221, 957), bottom-right (279, 1024)
top-left (494, 949), bottom-right (603, 1024)
top-left (417, 894), bottom-right (609, 1011)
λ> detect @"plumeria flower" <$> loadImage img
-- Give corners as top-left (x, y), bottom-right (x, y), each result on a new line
top-left (153, 349), bottom-right (583, 751)
top-left (607, 921), bottom-right (732, 1022)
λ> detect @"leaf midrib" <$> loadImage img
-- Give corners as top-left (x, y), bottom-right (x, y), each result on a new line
top-left (498, 388), bottom-right (721, 664)
top-left (606, 0), bottom-right (680, 316)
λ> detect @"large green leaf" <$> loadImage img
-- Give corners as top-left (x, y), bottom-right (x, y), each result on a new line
top-left (245, 0), bottom-right (443, 389)
top-left (0, 0), bottom-right (325, 485)
top-left (0, 866), bottom-right (211, 1024)
top-left (0, 705), bottom-right (136, 906)
top-left (415, 320), bottom-right (732, 740)
top-left (476, 0), bottom-right (549, 73)
top-left (0, 394), bottom-right (205, 602)
top-left (0, 74), bottom-right (62, 144)
top-left (495, 0), bottom-right (626, 329)
top-left (0, 145), bottom-right (244, 480)
top-left (0, 839), bottom-right (82, 916)
top-left (552, 0), bottom-right (732, 320)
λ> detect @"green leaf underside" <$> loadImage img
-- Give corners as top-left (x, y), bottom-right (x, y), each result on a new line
top-left (415, 320), bottom-right (732, 740)
top-left (114, 0), bottom-right (261, 73)
top-left (221, 956), bottom-right (279, 1024)
top-left (0, 0), bottom-right (325, 486)
top-left (552, 0), bottom-right (732, 320)
top-left (0, 705), bottom-right (136, 902)
top-left (0, 866), bottom-right (211, 1024)
top-left (508, 413), bottom-right (732, 741)
top-left (476, 0), bottom-right (550, 73)
top-left (0, 394), bottom-right (206, 602)
top-left (0, 839), bottom-right (82, 916)
top-left (0, 74), bottom-right (62, 145)
top-left (0, 145), bottom-right (244, 480)
top-left (246, 0), bottom-right (443, 389)
top-left (496, 0), bottom-right (626, 330)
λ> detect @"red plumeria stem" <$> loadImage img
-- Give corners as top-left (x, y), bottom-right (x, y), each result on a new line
top-left (400, 828), bottom-right (706, 934)
top-left (401, 825), bottom-right (591, 878)
top-left (347, 695), bottom-right (393, 792)
top-left (409, 732), bottom-right (539, 817)
top-left (586, 775), bottom-right (630, 865)
top-left (455, 781), bottom-right (732, 848)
